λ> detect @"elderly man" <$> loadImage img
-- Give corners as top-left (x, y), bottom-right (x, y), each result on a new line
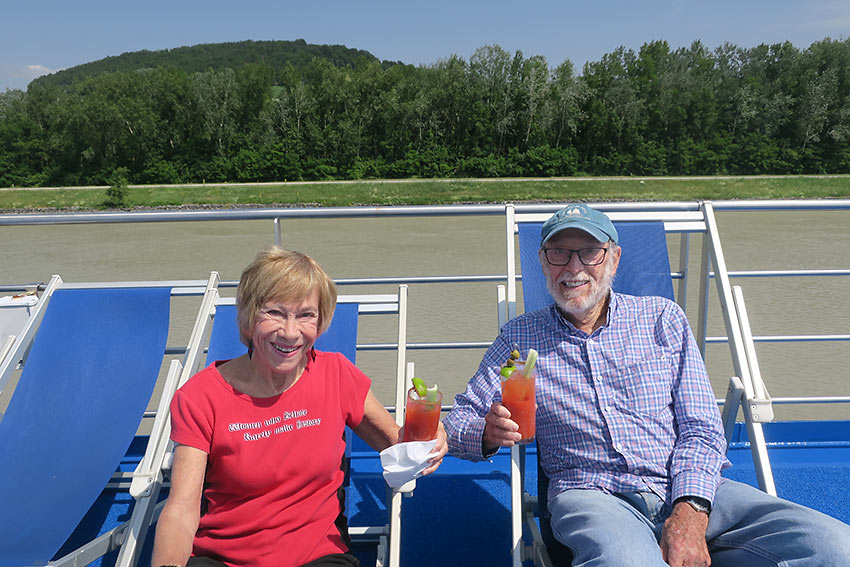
top-left (443, 203), bottom-right (850, 566)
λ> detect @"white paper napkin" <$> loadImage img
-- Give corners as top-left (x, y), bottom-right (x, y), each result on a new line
top-left (379, 440), bottom-right (438, 489)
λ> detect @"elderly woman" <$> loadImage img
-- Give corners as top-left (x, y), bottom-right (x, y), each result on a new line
top-left (152, 247), bottom-right (447, 567)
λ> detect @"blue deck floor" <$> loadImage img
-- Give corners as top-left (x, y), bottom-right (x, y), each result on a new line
top-left (354, 421), bottom-right (850, 567)
top-left (56, 421), bottom-right (850, 567)
top-left (723, 420), bottom-right (850, 527)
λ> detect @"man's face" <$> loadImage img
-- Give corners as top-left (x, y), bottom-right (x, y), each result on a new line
top-left (540, 228), bottom-right (621, 317)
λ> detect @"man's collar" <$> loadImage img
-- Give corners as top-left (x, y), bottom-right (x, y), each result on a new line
top-left (553, 290), bottom-right (617, 335)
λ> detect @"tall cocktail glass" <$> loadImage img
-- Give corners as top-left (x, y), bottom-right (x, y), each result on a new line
top-left (402, 387), bottom-right (443, 442)
top-left (500, 362), bottom-right (536, 444)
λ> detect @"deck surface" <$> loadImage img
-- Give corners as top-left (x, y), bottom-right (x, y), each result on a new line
top-left (55, 421), bottom-right (850, 567)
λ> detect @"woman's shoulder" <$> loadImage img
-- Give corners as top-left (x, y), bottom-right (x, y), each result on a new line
top-left (311, 349), bottom-right (356, 368)
top-left (310, 350), bottom-right (370, 389)
top-left (177, 361), bottom-right (229, 397)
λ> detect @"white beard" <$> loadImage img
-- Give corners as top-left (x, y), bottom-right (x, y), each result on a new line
top-left (544, 259), bottom-right (616, 318)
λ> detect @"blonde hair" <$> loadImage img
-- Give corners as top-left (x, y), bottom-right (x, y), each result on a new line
top-left (236, 246), bottom-right (337, 345)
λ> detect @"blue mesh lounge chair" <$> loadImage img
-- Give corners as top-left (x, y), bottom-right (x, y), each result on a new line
top-left (515, 217), bottom-right (674, 567)
top-left (0, 280), bottom-right (171, 567)
top-left (500, 203), bottom-right (778, 567)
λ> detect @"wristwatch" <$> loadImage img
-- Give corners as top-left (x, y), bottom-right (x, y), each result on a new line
top-left (675, 496), bottom-right (712, 515)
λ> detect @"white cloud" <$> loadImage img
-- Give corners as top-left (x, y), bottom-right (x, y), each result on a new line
top-left (25, 64), bottom-right (55, 75)
top-left (0, 63), bottom-right (61, 91)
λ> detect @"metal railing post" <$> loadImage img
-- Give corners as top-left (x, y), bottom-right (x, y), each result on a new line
top-left (702, 202), bottom-right (776, 495)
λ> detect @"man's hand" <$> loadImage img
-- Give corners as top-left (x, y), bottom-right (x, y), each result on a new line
top-left (660, 501), bottom-right (710, 566)
top-left (483, 402), bottom-right (522, 454)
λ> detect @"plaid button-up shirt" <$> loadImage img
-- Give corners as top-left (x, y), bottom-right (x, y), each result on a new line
top-left (443, 293), bottom-right (729, 505)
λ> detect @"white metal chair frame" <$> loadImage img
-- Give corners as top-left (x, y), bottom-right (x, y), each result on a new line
top-left (0, 275), bottom-right (63, 400)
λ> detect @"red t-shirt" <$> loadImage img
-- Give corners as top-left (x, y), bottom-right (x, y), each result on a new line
top-left (169, 351), bottom-right (371, 567)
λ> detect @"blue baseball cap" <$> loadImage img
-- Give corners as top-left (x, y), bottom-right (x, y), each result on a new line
top-left (540, 203), bottom-right (619, 245)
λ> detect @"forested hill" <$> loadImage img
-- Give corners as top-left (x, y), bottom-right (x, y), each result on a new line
top-left (32, 39), bottom-right (388, 87)
top-left (3, 38), bottom-right (849, 188)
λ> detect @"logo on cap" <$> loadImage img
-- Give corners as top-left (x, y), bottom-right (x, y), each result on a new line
top-left (541, 203), bottom-right (619, 245)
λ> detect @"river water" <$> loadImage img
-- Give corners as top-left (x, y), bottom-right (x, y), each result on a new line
top-left (1, 207), bottom-right (848, 420)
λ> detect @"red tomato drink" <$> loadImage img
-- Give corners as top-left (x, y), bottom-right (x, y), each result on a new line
top-left (402, 387), bottom-right (443, 442)
top-left (501, 365), bottom-right (536, 444)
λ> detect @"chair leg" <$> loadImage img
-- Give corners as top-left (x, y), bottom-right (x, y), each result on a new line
top-left (510, 444), bottom-right (523, 567)
top-left (376, 534), bottom-right (387, 567)
top-left (388, 488), bottom-right (402, 567)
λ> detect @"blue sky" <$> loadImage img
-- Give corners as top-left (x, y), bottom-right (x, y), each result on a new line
top-left (1, 0), bottom-right (848, 92)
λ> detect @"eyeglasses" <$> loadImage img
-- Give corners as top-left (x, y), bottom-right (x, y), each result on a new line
top-left (542, 247), bottom-right (608, 266)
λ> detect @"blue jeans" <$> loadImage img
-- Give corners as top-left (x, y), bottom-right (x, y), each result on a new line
top-left (548, 479), bottom-right (850, 566)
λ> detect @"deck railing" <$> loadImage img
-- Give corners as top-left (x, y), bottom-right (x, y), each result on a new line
top-left (2, 199), bottom-right (848, 411)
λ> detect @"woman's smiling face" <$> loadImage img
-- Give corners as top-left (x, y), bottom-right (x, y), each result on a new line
top-left (249, 289), bottom-right (321, 380)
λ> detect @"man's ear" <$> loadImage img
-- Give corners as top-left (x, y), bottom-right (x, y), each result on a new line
top-left (610, 245), bottom-right (622, 273)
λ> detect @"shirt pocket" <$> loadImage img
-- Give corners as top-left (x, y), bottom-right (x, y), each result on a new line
top-left (614, 354), bottom-right (674, 416)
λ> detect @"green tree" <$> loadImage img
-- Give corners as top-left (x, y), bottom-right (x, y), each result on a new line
top-left (469, 45), bottom-right (514, 152)
top-left (191, 68), bottom-right (242, 156)
top-left (104, 166), bottom-right (130, 207)
top-left (547, 60), bottom-right (588, 148)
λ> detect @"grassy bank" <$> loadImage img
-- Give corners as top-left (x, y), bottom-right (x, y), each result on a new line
top-left (2, 175), bottom-right (850, 211)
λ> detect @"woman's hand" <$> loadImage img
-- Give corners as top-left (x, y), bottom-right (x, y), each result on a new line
top-left (421, 421), bottom-right (448, 475)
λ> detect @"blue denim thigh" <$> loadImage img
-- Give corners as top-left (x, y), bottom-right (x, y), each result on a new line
top-left (707, 479), bottom-right (850, 567)
top-left (548, 489), bottom-right (669, 567)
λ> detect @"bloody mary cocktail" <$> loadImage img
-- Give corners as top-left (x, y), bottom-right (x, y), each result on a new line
top-left (402, 387), bottom-right (443, 442)
top-left (500, 362), bottom-right (536, 444)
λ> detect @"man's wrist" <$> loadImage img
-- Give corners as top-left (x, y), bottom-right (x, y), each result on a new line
top-left (674, 496), bottom-right (712, 515)
top-left (481, 427), bottom-right (499, 458)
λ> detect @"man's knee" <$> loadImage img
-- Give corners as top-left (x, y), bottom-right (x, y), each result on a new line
top-left (790, 514), bottom-right (850, 566)
top-left (710, 480), bottom-right (850, 566)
